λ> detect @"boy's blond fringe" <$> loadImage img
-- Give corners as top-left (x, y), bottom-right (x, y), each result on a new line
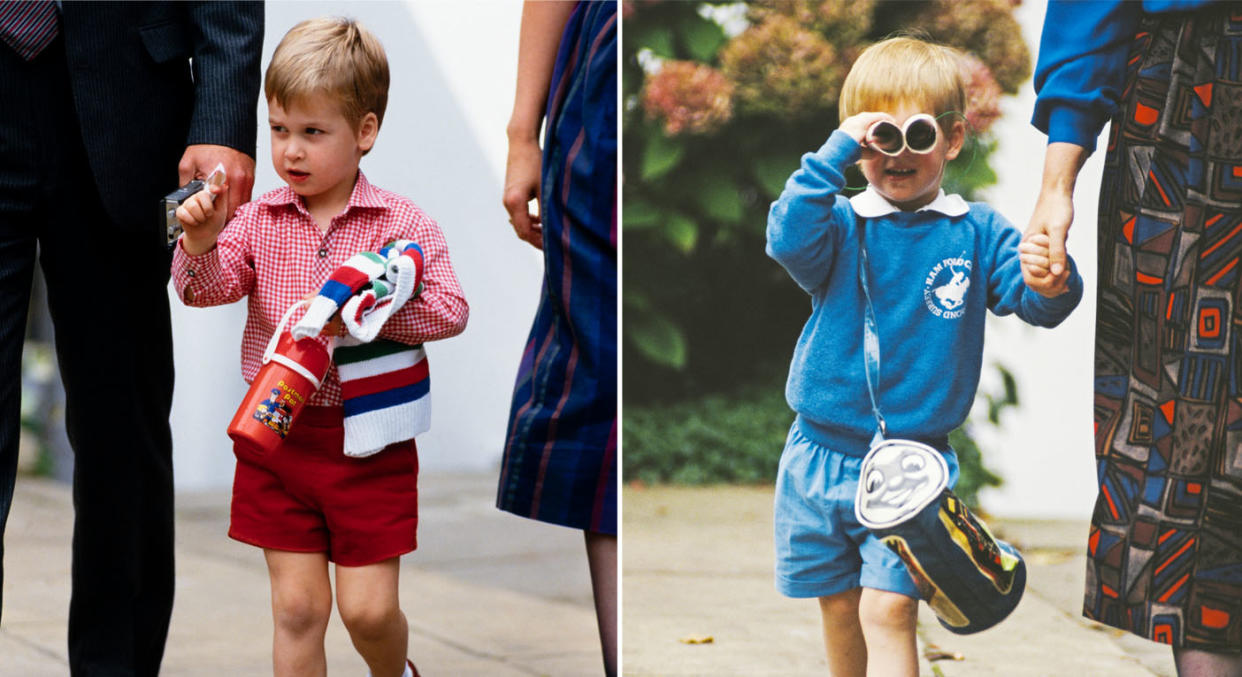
top-left (265, 17), bottom-right (389, 142)
top-left (839, 35), bottom-right (965, 130)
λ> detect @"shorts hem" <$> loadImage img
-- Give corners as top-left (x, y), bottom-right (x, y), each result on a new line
top-left (229, 529), bottom-right (417, 567)
top-left (228, 529), bottom-right (325, 555)
top-left (776, 573), bottom-right (857, 599)
top-left (859, 569), bottom-right (919, 599)
top-left (332, 543), bottom-right (417, 568)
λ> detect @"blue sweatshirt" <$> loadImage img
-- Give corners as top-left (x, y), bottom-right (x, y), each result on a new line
top-left (766, 131), bottom-right (1084, 457)
top-left (1033, 0), bottom-right (1214, 150)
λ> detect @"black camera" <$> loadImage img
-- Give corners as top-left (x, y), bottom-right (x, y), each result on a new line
top-left (161, 165), bottom-right (225, 247)
top-left (162, 178), bottom-right (204, 247)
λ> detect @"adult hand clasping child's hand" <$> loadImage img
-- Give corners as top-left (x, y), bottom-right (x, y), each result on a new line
top-left (1019, 232), bottom-right (1071, 298)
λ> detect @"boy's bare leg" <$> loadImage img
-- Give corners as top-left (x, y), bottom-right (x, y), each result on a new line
top-left (858, 587), bottom-right (919, 677)
top-left (336, 557), bottom-right (408, 677)
top-left (585, 531), bottom-right (618, 677)
top-left (264, 549), bottom-right (333, 677)
top-left (818, 588), bottom-right (866, 677)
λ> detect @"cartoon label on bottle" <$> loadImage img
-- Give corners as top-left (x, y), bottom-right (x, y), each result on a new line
top-left (252, 380), bottom-right (306, 439)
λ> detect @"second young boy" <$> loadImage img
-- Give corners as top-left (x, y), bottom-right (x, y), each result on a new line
top-left (766, 36), bottom-right (1082, 676)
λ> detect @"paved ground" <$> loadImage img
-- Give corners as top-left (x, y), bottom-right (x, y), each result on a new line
top-left (1, 473), bottom-right (603, 676)
top-left (2, 477), bottom-right (1189, 676)
top-left (622, 484), bottom-right (1178, 677)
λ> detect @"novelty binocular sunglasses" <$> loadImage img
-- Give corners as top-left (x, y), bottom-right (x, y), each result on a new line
top-left (865, 113), bottom-right (940, 156)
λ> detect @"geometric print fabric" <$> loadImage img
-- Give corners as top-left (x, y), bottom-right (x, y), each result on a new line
top-left (1090, 6), bottom-right (1242, 651)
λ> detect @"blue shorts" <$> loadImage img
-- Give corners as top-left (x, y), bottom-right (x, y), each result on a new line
top-left (774, 423), bottom-right (959, 599)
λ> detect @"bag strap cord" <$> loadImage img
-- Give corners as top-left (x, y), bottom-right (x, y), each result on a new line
top-left (854, 211), bottom-right (887, 443)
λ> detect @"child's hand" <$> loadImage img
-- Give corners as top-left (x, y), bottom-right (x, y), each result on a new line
top-left (176, 178), bottom-right (228, 256)
top-left (301, 289), bottom-right (346, 337)
top-left (839, 112), bottom-right (895, 146)
top-left (322, 313), bottom-right (346, 337)
top-left (1019, 233), bottom-right (1071, 297)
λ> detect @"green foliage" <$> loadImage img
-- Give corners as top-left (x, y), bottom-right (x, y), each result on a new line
top-left (625, 292), bottom-right (688, 370)
top-left (623, 364), bottom-right (1018, 509)
top-left (948, 364), bottom-right (1017, 506)
top-left (623, 381), bottom-right (790, 485)
top-left (942, 136), bottom-right (1000, 200)
top-left (640, 133), bottom-right (684, 181)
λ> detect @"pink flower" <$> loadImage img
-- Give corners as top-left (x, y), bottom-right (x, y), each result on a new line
top-left (959, 53), bottom-right (1003, 134)
top-left (641, 61), bottom-right (735, 136)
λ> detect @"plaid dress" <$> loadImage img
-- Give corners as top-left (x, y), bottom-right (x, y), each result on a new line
top-left (497, 1), bottom-right (617, 535)
top-left (1088, 4), bottom-right (1242, 650)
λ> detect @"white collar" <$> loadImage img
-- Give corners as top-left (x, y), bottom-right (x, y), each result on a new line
top-left (849, 187), bottom-right (969, 218)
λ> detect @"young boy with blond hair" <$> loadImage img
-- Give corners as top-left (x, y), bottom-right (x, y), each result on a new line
top-left (766, 36), bottom-right (1081, 676)
top-left (174, 17), bottom-right (468, 677)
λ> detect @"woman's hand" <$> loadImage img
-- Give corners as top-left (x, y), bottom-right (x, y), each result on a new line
top-left (502, 136), bottom-right (544, 250)
top-left (1024, 142), bottom-right (1089, 288)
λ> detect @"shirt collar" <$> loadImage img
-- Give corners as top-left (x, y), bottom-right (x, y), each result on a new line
top-left (257, 170), bottom-right (390, 213)
top-left (849, 187), bottom-right (969, 218)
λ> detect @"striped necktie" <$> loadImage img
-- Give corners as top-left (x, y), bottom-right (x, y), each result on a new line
top-left (0, 1), bottom-right (58, 61)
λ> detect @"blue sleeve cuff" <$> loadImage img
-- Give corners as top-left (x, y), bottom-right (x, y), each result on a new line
top-left (1042, 107), bottom-right (1103, 154)
top-left (1023, 255), bottom-right (1084, 326)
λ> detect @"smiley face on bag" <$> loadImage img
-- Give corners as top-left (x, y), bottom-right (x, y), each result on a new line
top-left (857, 440), bottom-right (949, 527)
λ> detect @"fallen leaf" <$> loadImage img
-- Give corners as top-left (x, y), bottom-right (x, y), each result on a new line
top-left (679, 635), bottom-right (714, 645)
top-left (922, 644), bottom-right (964, 662)
top-left (1026, 548), bottom-right (1075, 565)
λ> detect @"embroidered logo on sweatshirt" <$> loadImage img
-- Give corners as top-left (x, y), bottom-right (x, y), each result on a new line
top-left (924, 255), bottom-right (972, 319)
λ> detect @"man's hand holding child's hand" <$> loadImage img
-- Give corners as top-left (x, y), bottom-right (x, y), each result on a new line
top-left (1019, 233), bottom-right (1071, 298)
top-left (176, 179), bottom-right (229, 256)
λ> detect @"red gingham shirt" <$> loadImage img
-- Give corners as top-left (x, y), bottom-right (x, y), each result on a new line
top-left (171, 172), bottom-right (469, 406)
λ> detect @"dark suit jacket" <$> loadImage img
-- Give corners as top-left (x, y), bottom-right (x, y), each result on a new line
top-left (60, 1), bottom-right (263, 231)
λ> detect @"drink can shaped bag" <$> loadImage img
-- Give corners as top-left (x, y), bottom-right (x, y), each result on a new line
top-left (855, 439), bottom-right (1027, 634)
top-left (227, 301), bottom-right (331, 456)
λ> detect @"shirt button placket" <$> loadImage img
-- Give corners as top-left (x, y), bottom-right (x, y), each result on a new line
top-left (316, 230), bottom-right (330, 262)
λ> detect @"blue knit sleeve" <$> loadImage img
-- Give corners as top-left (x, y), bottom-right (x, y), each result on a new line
top-left (1031, 0), bottom-right (1143, 152)
top-left (765, 130), bottom-right (859, 293)
top-left (985, 211), bottom-right (1083, 328)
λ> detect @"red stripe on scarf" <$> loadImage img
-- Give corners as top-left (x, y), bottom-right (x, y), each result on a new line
top-left (351, 293), bottom-right (379, 323)
top-left (330, 266), bottom-right (374, 294)
top-left (341, 359), bottom-right (428, 400)
top-left (403, 248), bottom-right (425, 290)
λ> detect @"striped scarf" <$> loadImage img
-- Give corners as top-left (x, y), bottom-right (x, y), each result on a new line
top-left (292, 240), bottom-right (430, 457)
top-left (335, 339), bottom-right (431, 457)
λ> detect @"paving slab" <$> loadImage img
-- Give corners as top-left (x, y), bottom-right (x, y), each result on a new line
top-left (2, 473), bottom-right (603, 676)
top-left (623, 484), bottom-right (1178, 677)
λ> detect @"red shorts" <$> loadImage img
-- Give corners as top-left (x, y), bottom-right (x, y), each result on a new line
top-left (229, 406), bottom-right (419, 566)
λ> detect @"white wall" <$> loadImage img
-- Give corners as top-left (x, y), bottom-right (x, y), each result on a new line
top-left (974, 0), bottom-right (1106, 518)
top-left (169, 1), bottom-right (542, 490)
